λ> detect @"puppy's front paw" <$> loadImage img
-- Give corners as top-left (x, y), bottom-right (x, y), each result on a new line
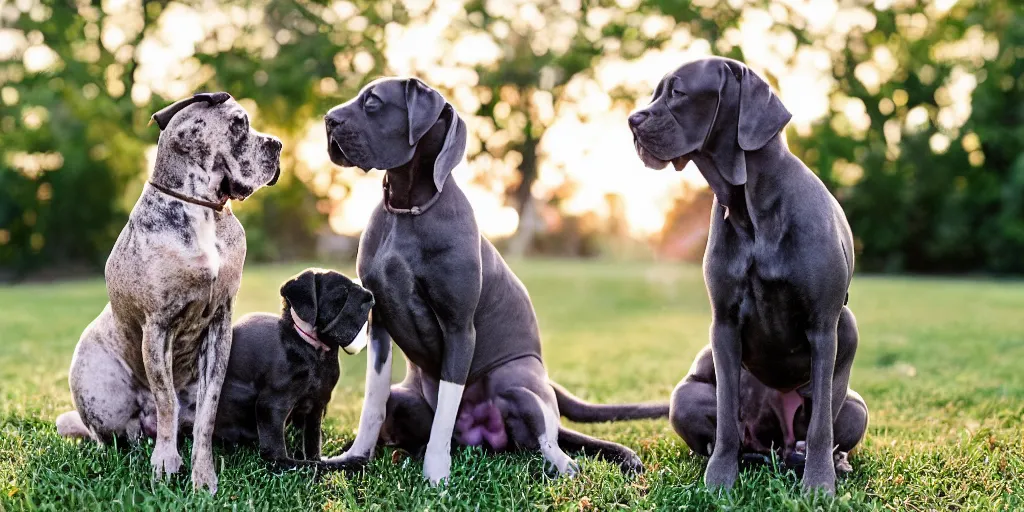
top-left (704, 453), bottom-right (738, 490)
top-left (151, 444), bottom-right (183, 481)
top-left (191, 457), bottom-right (218, 495)
top-left (422, 450), bottom-right (451, 486)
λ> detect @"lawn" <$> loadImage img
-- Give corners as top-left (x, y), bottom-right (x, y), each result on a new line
top-left (1, 260), bottom-right (1022, 511)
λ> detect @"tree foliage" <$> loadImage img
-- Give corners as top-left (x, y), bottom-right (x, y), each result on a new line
top-left (1, 0), bottom-right (1021, 277)
top-left (788, 0), bottom-right (1024, 273)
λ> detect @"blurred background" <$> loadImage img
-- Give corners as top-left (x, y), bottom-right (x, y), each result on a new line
top-left (1, 0), bottom-right (1021, 281)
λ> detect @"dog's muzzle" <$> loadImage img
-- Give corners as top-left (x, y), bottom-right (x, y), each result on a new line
top-left (342, 320), bottom-right (369, 355)
top-left (266, 137), bottom-right (283, 186)
top-left (324, 116), bottom-right (353, 168)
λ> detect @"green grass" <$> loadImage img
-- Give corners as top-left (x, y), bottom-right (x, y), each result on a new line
top-left (1, 260), bottom-right (1022, 510)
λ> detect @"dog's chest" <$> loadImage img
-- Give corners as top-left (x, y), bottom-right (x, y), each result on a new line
top-left (358, 230), bottom-right (445, 372)
top-left (708, 221), bottom-right (812, 389)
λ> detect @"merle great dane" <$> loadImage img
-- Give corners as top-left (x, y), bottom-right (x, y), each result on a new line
top-left (628, 57), bottom-right (866, 493)
top-left (321, 77), bottom-right (668, 484)
top-left (56, 92), bottom-right (282, 493)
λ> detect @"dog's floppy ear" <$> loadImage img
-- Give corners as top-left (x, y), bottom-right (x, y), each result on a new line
top-left (150, 92), bottom-right (232, 130)
top-left (729, 62), bottom-right (791, 152)
top-left (318, 272), bottom-right (374, 344)
top-left (405, 78), bottom-right (445, 147)
top-left (432, 104), bottom-right (467, 192)
top-left (280, 270), bottom-right (318, 324)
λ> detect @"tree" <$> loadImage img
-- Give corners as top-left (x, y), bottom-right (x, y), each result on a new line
top-left (787, 0), bottom-right (1024, 273)
top-left (409, 0), bottom-right (749, 256)
top-left (0, 0), bottom-right (389, 277)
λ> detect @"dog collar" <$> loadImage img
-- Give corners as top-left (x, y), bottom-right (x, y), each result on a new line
top-left (290, 310), bottom-right (331, 353)
top-left (148, 181), bottom-right (227, 212)
top-left (382, 176), bottom-right (442, 216)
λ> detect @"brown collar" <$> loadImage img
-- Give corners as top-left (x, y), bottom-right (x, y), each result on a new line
top-left (148, 181), bottom-right (227, 212)
top-left (382, 175), bottom-right (441, 215)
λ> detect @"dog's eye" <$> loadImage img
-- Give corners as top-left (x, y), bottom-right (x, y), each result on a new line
top-left (671, 88), bottom-right (686, 98)
top-left (229, 116), bottom-right (247, 137)
top-left (364, 94), bottom-right (382, 113)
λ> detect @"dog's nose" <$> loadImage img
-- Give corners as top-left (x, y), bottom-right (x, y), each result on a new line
top-left (325, 114), bottom-right (341, 131)
top-left (268, 138), bottom-right (283, 151)
top-left (628, 111), bottom-right (649, 129)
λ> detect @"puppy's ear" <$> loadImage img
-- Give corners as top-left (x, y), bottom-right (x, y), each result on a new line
top-left (730, 62), bottom-right (791, 152)
top-left (432, 104), bottom-right (467, 192)
top-left (405, 78), bottom-right (446, 147)
top-left (319, 273), bottom-right (375, 344)
top-left (150, 92), bottom-right (232, 130)
top-left (280, 270), bottom-right (318, 324)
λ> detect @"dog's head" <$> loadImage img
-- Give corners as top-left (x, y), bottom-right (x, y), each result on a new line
top-left (280, 268), bottom-right (375, 355)
top-left (324, 77), bottom-right (467, 191)
top-left (152, 92), bottom-right (283, 202)
top-left (628, 57), bottom-right (791, 187)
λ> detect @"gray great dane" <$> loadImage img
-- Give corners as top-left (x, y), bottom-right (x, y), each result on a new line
top-left (628, 57), bottom-right (864, 493)
top-left (321, 77), bottom-right (668, 484)
top-left (55, 92), bottom-right (282, 493)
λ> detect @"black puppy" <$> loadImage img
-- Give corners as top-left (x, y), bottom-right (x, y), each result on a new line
top-left (213, 268), bottom-right (374, 468)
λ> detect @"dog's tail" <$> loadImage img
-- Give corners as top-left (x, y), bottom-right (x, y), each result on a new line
top-left (56, 411), bottom-right (94, 440)
top-left (550, 381), bottom-right (669, 423)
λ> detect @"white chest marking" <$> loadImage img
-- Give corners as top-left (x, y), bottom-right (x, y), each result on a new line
top-left (195, 218), bottom-right (220, 279)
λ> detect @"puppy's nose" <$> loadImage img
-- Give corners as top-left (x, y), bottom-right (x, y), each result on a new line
top-left (268, 138), bottom-right (283, 151)
top-left (628, 111), bottom-right (649, 129)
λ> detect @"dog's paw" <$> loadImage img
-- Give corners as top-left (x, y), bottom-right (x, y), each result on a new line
top-left (704, 453), bottom-right (739, 490)
top-left (834, 451), bottom-right (853, 475)
top-left (801, 456), bottom-right (836, 495)
top-left (191, 458), bottom-right (219, 495)
top-left (619, 452), bottom-right (644, 476)
top-left (542, 453), bottom-right (579, 478)
top-left (321, 451), bottom-right (370, 472)
top-left (422, 450), bottom-right (451, 486)
top-left (151, 444), bottom-right (183, 481)
top-left (561, 458), bottom-right (581, 478)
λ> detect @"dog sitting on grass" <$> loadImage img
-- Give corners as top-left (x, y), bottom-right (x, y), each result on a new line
top-left (60, 268), bottom-right (374, 471)
top-left (213, 268), bottom-right (374, 468)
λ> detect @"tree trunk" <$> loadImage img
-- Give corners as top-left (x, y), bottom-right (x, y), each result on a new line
top-left (505, 134), bottom-right (539, 258)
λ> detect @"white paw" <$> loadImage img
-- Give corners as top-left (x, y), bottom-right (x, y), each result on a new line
top-left (544, 455), bottom-right (580, 478)
top-left (151, 443), bottom-right (183, 481)
top-left (423, 450), bottom-right (451, 486)
top-left (191, 457), bottom-right (218, 494)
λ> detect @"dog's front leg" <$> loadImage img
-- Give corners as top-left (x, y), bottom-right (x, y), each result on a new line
top-left (705, 318), bottom-right (742, 490)
top-left (803, 319), bottom-right (839, 493)
top-left (301, 405), bottom-right (326, 460)
top-left (142, 321), bottom-right (183, 481)
top-left (423, 322), bottom-right (475, 486)
top-left (324, 318), bottom-right (392, 468)
top-left (255, 397), bottom-right (292, 464)
top-left (190, 304), bottom-right (232, 494)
